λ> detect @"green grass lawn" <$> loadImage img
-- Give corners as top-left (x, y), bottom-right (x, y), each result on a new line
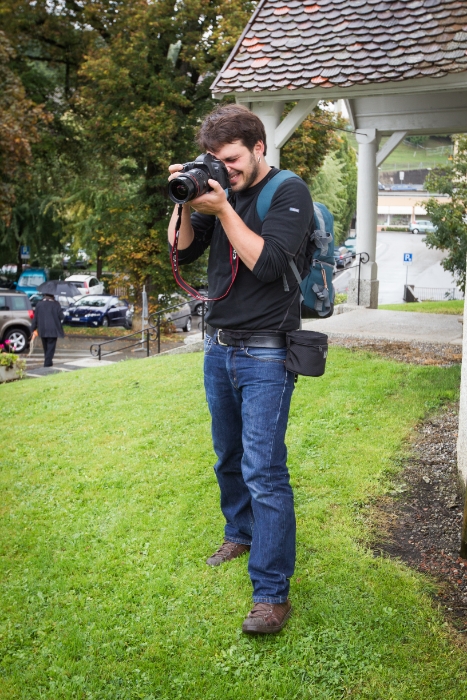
top-left (379, 300), bottom-right (464, 315)
top-left (346, 135), bottom-right (453, 172)
top-left (1, 349), bottom-right (466, 699)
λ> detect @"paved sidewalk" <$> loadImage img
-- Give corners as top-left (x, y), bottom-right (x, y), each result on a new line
top-left (302, 307), bottom-right (464, 345)
top-left (184, 308), bottom-right (464, 347)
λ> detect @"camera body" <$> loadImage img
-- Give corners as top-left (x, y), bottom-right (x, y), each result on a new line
top-left (168, 153), bottom-right (230, 204)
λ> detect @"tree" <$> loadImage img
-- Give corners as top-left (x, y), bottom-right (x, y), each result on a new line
top-left (281, 104), bottom-right (347, 184)
top-left (58, 0), bottom-right (253, 301)
top-left (424, 135), bottom-right (467, 292)
top-left (0, 31), bottom-right (44, 226)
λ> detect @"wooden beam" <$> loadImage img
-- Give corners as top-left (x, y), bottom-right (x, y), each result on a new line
top-left (274, 99), bottom-right (318, 149)
top-left (376, 131), bottom-right (407, 167)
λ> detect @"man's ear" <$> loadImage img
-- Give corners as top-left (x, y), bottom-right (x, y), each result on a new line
top-left (253, 141), bottom-right (265, 158)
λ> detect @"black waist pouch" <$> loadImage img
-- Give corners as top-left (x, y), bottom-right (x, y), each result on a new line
top-left (285, 330), bottom-right (328, 377)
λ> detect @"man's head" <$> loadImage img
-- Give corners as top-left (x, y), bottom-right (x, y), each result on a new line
top-left (197, 104), bottom-right (269, 192)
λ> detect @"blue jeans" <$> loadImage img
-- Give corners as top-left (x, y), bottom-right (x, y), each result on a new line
top-left (204, 332), bottom-right (296, 603)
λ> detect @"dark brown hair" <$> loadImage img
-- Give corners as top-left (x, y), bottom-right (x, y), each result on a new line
top-left (196, 103), bottom-right (267, 155)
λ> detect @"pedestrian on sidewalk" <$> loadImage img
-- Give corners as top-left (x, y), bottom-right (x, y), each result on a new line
top-left (30, 294), bottom-right (65, 367)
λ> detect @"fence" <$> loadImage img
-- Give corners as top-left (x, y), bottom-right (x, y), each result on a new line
top-left (404, 285), bottom-right (464, 302)
top-left (108, 285), bottom-right (130, 298)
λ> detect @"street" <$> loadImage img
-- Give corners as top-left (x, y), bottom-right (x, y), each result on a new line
top-left (333, 231), bottom-right (459, 305)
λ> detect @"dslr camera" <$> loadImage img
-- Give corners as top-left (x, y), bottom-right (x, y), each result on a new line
top-left (168, 153), bottom-right (230, 204)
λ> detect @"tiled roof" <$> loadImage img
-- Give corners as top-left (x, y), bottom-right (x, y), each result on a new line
top-left (211, 0), bottom-right (467, 94)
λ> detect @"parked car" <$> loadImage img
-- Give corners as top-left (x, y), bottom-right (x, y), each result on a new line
top-left (64, 274), bottom-right (104, 296)
top-left (334, 246), bottom-right (353, 268)
top-left (0, 290), bottom-right (33, 353)
top-left (410, 220), bottom-right (437, 234)
top-left (63, 295), bottom-right (134, 329)
top-left (390, 184), bottom-right (422, 191)
top-left (0, 264), bottom-right (18, 276)
top-left (15, 268), bottom-right (48, 297)
top-left (188, 288), bottom-right (209, 317)
top-left (158, 294), bottom-right (192, 332)
top-left (0, 275), bottom-right (16, 289)
top-left (30, 291), bottom-right (79, 310)
top-left (62, 247), bottom-right (90, 269)
top-left (343, 237), bottom-right (357, 257)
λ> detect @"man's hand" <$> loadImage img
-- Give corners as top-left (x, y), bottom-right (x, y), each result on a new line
top-left (167, 163), bottom-right (194, 248)
top-left (190, 179), bottom-right (229, 217)
top-left (32, 330), bottom-right (38, 339)
top-left (168, 164), bottom-right (184, 182)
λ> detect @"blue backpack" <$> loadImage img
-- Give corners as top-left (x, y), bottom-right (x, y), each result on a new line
top-left (256, 170), bottom-right (335, 318)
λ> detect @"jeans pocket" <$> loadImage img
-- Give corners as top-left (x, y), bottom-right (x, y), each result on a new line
top-left (204, 333), bottom-right (213, 355)
top-left (244, 346), bottom-right (287, 363)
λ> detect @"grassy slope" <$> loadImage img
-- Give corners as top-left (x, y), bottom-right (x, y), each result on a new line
top-left (346, 135), bottom-right (453, 172)
top-left (379, 301), bottom-right (464, 315)
top-left (0, 349), bottom-right (465, 699)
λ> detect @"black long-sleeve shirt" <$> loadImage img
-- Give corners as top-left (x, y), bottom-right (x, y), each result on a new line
top-left (176, 167), bottom-right (313, 331)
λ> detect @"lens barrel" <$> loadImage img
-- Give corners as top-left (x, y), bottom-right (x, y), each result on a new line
top-left (168, 168), bottom-right (210, 204)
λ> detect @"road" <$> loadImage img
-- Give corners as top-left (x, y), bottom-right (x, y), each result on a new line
top-left (333, 231), bottom-right (459, 305)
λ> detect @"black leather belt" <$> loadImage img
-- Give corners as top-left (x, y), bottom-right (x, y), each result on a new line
top-left (206, 324), bottom-right (286, 348)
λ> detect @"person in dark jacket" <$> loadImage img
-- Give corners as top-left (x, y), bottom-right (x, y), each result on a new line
top-left (30, 294), bottom-right (65, 367)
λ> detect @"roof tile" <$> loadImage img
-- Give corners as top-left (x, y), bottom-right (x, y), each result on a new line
top-left (212, 0), bottom-right (467, 94)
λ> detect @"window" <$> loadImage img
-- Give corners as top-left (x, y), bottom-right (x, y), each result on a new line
top-left (389, 214), bottom-right (410, 225)
top-left (90, 278), bottom-right (99, 287)
top-left (10, 296), bottom-right (28, 310)
top-left (0, 296), bottom-right (7, 310)
top-left (18, 275), bottom-right (44, 287)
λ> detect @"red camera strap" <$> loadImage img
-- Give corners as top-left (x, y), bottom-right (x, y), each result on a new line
top-left (170, 204), bottom-right (239, 302)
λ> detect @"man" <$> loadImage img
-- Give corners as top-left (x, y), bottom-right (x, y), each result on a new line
top-left (30, 294), bottom-right (64, 367)
top-left (167, 103), bottom-right (313, 634)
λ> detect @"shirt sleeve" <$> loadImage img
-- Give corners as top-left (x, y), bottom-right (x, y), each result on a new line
top-left (252, 178), bottom-right (313, 283)
top-left (172, 211), bottom-right (216, 266)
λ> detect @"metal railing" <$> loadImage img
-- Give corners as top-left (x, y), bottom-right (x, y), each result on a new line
top-left (404, 286), bottom-right (464, 303)
top-left (90, 300), bottom-right (202, 360)
top-left (90, 326), bottom-right (158, 360)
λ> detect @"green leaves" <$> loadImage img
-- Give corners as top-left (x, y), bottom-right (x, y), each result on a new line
top-left (424, 135), bottom-right (467, 292)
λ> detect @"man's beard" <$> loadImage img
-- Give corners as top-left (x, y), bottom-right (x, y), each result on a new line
top-left (232, 153), bottom-right (260, 192)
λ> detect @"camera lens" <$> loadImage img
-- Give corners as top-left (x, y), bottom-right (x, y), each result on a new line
top-left (169, 176), bottom-right (196, 204)
top-left (173, 182), bottom-right (189, 200)
top-left (168, 168), bottom-right (210, 204)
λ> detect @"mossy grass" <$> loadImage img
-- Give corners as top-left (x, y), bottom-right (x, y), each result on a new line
top-left (1, 349), bottom-right (465, 698)
top-left (379, 300), bottom-right (464, 315)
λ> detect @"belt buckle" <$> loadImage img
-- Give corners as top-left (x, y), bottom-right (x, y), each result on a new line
top-left (217, 329), bottom-right (228, 346)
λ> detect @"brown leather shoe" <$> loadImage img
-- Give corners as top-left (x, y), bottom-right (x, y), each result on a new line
top-left (206, 540), bottom-right (250, 567)
top-left (242, 600), bottom-right (292, 634)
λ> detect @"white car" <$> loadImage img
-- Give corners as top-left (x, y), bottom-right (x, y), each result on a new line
top-left (64, 274), bottom-right (104, 296)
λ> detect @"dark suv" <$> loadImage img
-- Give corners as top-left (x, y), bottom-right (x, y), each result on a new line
top-left (0, 290), bottom-right (33, 353)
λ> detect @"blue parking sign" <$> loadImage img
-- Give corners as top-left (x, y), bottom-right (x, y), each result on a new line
top-left (403, 253), bottom-right (413, 264)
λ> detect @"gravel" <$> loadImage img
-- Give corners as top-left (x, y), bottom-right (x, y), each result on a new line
top-left (331, 336), bottom-right (466, 632)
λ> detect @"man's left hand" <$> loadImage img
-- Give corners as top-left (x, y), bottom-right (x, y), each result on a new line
top-left (190, 179), bottom-right (229, 217)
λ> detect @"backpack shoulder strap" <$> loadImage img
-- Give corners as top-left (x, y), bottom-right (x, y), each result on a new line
top-left (313, 202), bottom-right (326, 233)
top-left (256, 170), bottom-right (300, 222)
